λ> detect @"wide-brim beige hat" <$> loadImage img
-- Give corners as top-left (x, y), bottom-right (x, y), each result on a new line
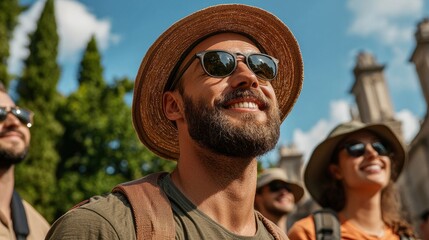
top-left (304, 121), bottom-right (406, 206)
top-left (132, 4), bottom-right (304, 160)
top-left (257, 168), bottom-right (304, 203)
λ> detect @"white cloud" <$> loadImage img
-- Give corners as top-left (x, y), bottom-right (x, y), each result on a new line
top-left (293, 100), bottom-right (352, 164)
top-left (8, 0), bottom-right (45, 74)
top-left (8, 0), bottom-right (120, 74)
top-left (347, 0), bottom-right (423, 46)
top-left (56, 0), bottom-right (120, 61)
top-left (396, 109), bottom-right (420, 143)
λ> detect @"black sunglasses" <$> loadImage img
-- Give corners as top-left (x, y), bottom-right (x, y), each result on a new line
top-left (169, 50), bottom-right (279, 91)
top-left (268, 181), bottom-right (291, 193)
top-left (342, 141), bottom-right (390, 157)
top-left (0, 107), bottom-right (33, 128)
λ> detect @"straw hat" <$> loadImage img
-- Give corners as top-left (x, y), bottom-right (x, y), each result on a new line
top-left (257, 168), bottom-right (304, 203)
top-left (132, 4), bottom-right (304, 160)
top-left (304, 121), bottom-right (406, 206)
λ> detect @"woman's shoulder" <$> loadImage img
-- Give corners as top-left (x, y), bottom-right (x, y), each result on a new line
top-left (288, 215), bottom-right (315, 240)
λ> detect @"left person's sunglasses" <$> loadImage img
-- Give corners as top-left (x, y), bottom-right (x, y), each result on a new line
top-left (0, 107), bottom-right (34, 128)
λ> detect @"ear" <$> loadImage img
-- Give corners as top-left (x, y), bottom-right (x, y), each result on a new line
top-left (329, 164), bottom-right (343, 180)
top-left (163, 91), bottom-right (184, 121)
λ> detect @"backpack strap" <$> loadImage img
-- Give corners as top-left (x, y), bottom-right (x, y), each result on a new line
top-left (111, 172), bottom-right (175, 240)
top-left (313, 209), bottom-right (341, 240)
top-left (255, 211), bottom-right (289, 240)
top-left (11, 190), bottom-right (29, 240)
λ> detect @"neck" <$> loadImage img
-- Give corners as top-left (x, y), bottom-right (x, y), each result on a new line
top-left (0, 166), bottom-right (15, 221)
top-left (172, 147), bottom-right (258, 236)
top-left (276, 215), bottom-right (288, 232)
top-left (341, 189), bottom-right (385, 236)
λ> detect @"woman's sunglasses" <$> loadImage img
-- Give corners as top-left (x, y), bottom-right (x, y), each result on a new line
top-left (169, 50), bottom-right (279, 90)
top-left (0, 107), bottom-right (34, 128)
top-left (342, 141), bottom-right (390, 157)
top-left (268, 181), bottom-right (291, 193)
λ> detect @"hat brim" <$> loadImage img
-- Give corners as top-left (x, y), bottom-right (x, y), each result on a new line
top-left (304, 123), bottom-right (406, 206)
top-left (132, 4), bottom-right (304, 160)
top-left (287, 182), bottom-right (305, 203)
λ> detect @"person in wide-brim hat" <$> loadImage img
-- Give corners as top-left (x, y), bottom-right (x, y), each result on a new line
top-left (256, 168), bottom-right (304, 204)
top-left (132, 4), bottom-right (303, 160)
top-left (288, 120), bottom-right (415, 239)
top-left (45, 4), bottom-right (303, 239)
top-left (255, 168), bottom-right (304, 232)
top-left (305, 120), bottom-right (406, 205)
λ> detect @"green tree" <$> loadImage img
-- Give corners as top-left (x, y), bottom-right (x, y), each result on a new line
top-left (14, 0), bottom-right (63, 222)
top-left (55, 36), bottom-right (175, 218)
top-left (0, 0), bottom-right (20, 87)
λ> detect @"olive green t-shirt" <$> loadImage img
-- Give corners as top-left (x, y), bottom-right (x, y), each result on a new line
top-left (160, 174), bottom-right (274, 240)
top-left (46, 174), bottom-right (275, 239)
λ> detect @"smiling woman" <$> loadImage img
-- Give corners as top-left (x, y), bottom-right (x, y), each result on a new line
top-left (288, 120), bottom-right (415, 239)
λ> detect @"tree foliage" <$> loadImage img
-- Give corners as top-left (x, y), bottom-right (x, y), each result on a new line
top-left (0, 0), bottom-right (20, 88)
top-left (55, 36), bottom-right (175, 218)
top-left (4, 0), bottom-right (175, 223)
top-left (14, 0), bottom-right (63, 222)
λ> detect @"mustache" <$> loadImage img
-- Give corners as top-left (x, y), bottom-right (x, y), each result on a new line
top-left (0, 129), bottom-right (25, 139)
top-left (217, 89), bottom-right (270, 109)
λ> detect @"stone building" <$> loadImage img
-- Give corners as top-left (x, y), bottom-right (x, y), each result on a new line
top-left (277, 17), bottom-right (429, 232)
top-left (400, 17), bottom-right (429, 229)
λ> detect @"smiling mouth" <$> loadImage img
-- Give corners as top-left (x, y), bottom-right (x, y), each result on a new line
top-left (362, 165), bottom-right (382, 171)
top-left (0, 130), bottom-right (24, 138)
top-left (229, 101), bottom-right (258, 109)
top-left (223, 96), bottom-right (266, 111)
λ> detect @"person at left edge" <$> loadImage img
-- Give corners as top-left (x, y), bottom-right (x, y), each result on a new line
top-left (0, 83), bottom-right (50, 240)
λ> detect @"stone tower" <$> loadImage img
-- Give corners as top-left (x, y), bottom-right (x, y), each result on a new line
top-left (278, 143), bottom-right (303, 183)
top-left (410, 18), bottom-right (429, 110)
top-left (350, 51), bottom-right (403, 139)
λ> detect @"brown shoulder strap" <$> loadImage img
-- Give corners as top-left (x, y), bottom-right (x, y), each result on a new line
top-left (256, 211), bottom-right (289, 240)
top-left (112, 172), bottom-right (175, 240)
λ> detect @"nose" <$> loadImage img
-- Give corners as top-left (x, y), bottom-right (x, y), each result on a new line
top-left (229, 60), bottom-right (259, 89)
top-left (2, 112), bottom-right (21, 128)
top-left (364, 143), bottom-right (379, 158)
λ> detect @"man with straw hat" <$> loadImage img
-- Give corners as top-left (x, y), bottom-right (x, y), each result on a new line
top-left (255, 168), bottom-right (304, 233)
top-left (47, 4), bottom-right (303, 239)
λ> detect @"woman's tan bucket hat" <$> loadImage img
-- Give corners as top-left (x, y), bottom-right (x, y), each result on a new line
top-left (132, 4), bottom-right (304, 160)
top-left (304, 121), bottom-right (406, 205)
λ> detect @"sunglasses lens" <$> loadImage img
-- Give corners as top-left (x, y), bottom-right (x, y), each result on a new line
top-left (345, 141), bottom-right (390, 157)
top-left (11, 108), bottom-right (31, 125)
top-left (268, 181), bottom-right (290, 192)
top-left (372, 141), bottom-right (389, 156)
top-left (0, 108), bottom-right (7, 121)
top-left (248, 54), bottom-right (277, 80)
top-left (202, 51), bottom-right (235, 77)
top-left (345, 143), bottom-right (365, 157)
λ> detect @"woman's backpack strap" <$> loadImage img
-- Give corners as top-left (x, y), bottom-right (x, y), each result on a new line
top-left (312, 208), bottom-right (341, 240)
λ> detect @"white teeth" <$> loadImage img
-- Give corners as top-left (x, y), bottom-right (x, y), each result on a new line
top-left (363, 165), bottom-right (382, 171)
top-left (230, 102), bottom-right (258, 109)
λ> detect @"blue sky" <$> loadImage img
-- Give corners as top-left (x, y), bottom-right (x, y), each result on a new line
top-left (12, 0), bottom-right (429, 166)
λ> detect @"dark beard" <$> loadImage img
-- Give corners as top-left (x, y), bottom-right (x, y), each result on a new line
top-left (183, 89), bottom-right (280, 158)
top-left (0, 147), bottom-right (28, 169)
